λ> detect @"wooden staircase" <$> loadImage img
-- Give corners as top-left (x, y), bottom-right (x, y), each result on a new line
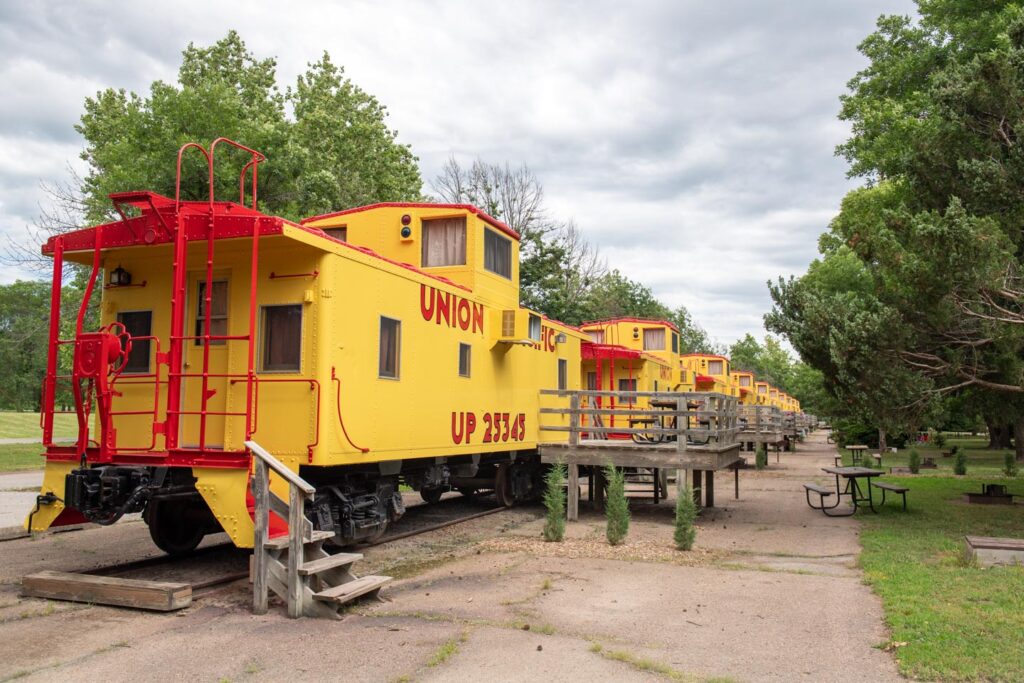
top-left (247, 440), bottom-right (391, 618)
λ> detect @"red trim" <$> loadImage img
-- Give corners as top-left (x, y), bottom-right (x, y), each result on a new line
top-left (695, 374), bottom-right (716, 384)
top-left (580, 317), bottom-right (680, 334)
top-left (300, 202), bottom-right (520, 241)
top-left (582, 342), bottom-right (645, 360)
top-left (680, 353), bottom-right (729, 361)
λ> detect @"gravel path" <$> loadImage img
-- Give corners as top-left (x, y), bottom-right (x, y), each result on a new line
top-left (0, 432), bottom-right (903, 682)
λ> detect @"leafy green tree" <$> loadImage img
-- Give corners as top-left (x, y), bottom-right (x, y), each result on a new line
top-left (76, 31), bottom-right (421, 225)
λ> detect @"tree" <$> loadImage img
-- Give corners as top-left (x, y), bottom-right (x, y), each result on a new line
top-left (604, 465), bottom-right (630, 546)
top-left (542, 463), bottom-right (566, 542)
top-left (673, 485), bottom-right (697, 550)
top-left (68, 31), bottom-right (420, 232)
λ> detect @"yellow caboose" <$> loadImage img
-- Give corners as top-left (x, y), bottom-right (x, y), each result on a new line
top-left (730, 371), bottom-right (757, 405)
top-left (28, 141), bottom-right (586, 552)
top-left (680, 354), bottom-right (732, 395)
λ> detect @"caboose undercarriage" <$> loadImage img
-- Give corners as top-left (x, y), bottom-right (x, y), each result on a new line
top-left (59, 450), bottom-right (544, 551)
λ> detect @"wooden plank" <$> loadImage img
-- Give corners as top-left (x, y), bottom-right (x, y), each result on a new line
top-left (287, 485), bottom-right (303, 619)
top-left (297, 553), bottom-right (363, 576)
top-left (22, 571), bottom-right (191, 611)
top-left (965, 536), bottom-right (1024, 551)
top-left (314, 575), bottom-right (391, 604)
top-left (245, 440), bottom-right (315, 497)
top-left (253, 458), bottom-right (269, 615)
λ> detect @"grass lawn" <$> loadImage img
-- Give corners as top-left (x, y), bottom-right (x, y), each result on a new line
top-left (0, 443), bottom-right (46, 472)
top-left (0, 411), bottom-right (77, 440)
top-left (838, 436), bottom-right (1016, 477)
top-left (858, 474), bottom-right (1024, 681)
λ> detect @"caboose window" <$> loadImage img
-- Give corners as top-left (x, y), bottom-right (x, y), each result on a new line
top-left (588, 330), bottom-right (604, 344)
top-left (708, 360), bottom-right (724, 375)
top-left (422, 217), bottom-right (466, 267)
top-left (484, 228), bottom-right (512, 278)
top-left (116, 311), bottom-right (152, 374)
top-left (324, 227), bottom-right (347, 242)
top-left (643, 328), bottom-right (665, 351)
top-left (528, 314), bottom-right (542, 342)
top-left (195, 280), bottom-right (228, 346)
top-left (458, 343), bottom-right (471, 378)
top-left (260, 305), bottom-right (302, 372)
top-left (671, 332), bottom-right (679, 354)
top-left (558, 359), bottom-right (568, 391)
top-left (739, 375), bottom-right (751, 387)
top-left (379, 317), bottom-right (401, 379)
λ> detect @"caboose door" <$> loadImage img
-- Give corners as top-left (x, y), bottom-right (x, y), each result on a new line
top-left (180, 272), bottom-right (232, 449)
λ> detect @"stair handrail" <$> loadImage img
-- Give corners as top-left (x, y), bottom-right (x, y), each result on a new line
top-left (246, 439), bottom-right (316, 617)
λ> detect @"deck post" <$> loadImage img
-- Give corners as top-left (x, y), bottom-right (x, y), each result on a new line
top-left (252, 458), bottom-right (269, 615)
top-left (692, 470), bottom-right (703, 507)
top-left (287, 485), bottom-right (304, 618)
top-left (705, 470), bottom-right (715, 508)
top-left (734, 464), bottom-right (740, 499)
top-left (568, 393), bottom-right (580, 447)
top-left (567, 462), bottom-right (579, 521)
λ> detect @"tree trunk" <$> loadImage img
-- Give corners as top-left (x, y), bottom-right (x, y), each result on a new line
top-left (1014, 415), bottom-right (1024, 462)
top-left (878, 428), bottom-right (887, 461)
top-left (987, 422), bottom-right (1013, 449)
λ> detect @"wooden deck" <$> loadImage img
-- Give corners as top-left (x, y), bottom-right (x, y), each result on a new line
top-left (540, 439), bottom-right (742, 471)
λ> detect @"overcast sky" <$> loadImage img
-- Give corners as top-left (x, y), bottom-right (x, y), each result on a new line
top-left (0, 0), bottom-right (916, 346)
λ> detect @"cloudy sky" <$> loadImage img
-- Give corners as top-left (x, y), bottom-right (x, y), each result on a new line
top-left (0, 0), bottom-right (916, 346)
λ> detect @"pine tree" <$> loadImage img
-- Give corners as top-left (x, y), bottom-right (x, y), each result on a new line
top-left (604, 465), bottom-right (630, 546)
top-left (674, 485), bottom-right (697, 550)
top-left (954, 448), bottom-right (968, 476)
top-left (908, 448), bottom-right (921, 474)
top-left (755, 444), bottom-right (768, 470)
top-left (542, 463), bottom-right (566, 542)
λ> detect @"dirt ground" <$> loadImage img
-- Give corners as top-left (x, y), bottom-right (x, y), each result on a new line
top-left (0, 433), bottom-right (903, 682)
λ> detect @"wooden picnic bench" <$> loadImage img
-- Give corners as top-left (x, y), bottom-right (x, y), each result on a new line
top-left (871, 481), bottom-right (910, 511)
top-left (802, 482), bottom-right (850, 516)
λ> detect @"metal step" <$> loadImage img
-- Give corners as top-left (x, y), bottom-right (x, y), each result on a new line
top-left (265, 529), bottom-right (334, 549)
top-left (297, 553), bottom-right (363, 576)
top-left (313, 575), bottom-right (392, 605)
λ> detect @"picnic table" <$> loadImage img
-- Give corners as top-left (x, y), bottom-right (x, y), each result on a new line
top-left (804, 466), bottom-right (886, 516)
top-left (845, 444), bottom-right (868, 466)
top-left (629, 400), bottom-right (707, 445)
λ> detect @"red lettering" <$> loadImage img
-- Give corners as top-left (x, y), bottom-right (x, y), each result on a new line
top-left (420, 285), bottom-right (435, 322)
top-left (436, 291), bottom-right (451, 326)
top-left (451, 411), bottom-right (465, 444)
top-left (457, 298), bottom-right (471, 330)
top-left (482, 413), bottom-right (493, 443)
top-left (465, 412), bottom-right (476, 443)
top-left (472, 303), bottom-right (484, 334)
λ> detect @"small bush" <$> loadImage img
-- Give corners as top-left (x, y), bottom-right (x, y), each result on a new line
top-left (604, 465), bottom-right (630, 546)
top-left (908, 449), bottom-right (921, 474)
top-left (674, 485), bottom-right (698, 550)
top-left (933, 430), bottom-right (947, 448)
top-left (954, 448), bottom-right (968, 476)
top-left (1004, 452), bottom-right (1019, 478)
top-left (755, 444), bottom-right (768, 470)
top-left (542, 463), bottom-right (566, 542)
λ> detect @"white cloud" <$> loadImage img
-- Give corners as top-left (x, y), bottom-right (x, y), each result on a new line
top-left (0, 0), bottom-right (917, 338)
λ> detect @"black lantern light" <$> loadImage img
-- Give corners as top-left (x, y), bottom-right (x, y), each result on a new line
top-left (109, 265), bottom-right (132, 286)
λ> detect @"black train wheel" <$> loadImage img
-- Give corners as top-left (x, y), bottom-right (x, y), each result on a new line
top-left (147, 500), bottom-right (206, 556)
top-left (494, 463), bottom-right (515, 508)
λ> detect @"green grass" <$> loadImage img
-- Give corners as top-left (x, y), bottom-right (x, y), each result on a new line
top-left (858, 475), bottom-right (1024, 681)
top-left (0, 412), bottom-right (77, 440)
top-left (840, 436), bottom-right (1016, 477)
top-left (0, 443), bottom-right (46, 472)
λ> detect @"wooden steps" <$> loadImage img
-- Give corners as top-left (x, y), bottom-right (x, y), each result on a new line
top-left (314, 575), bottom-right (391, 604)
top-left (296, 552), bottom-right (362, 576)
top-left (265, 529), bottom-right (334, 549)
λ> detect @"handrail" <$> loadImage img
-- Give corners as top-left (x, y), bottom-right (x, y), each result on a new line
top-left (245, 440), bottom-right (315, 497)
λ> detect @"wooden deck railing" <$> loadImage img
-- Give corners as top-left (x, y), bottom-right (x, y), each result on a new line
top-left (539, 390), bottom-right (740, 448)
top-left (737, 405), bottom-right (783, 433)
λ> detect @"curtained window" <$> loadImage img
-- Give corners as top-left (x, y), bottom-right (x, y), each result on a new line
top-left (260, 305), bottom-right (302, 372)
top-left (484, 229), bottom-right (512, 278)
top-left (589, 330), bottom-right (604, 343)
top-left (529, 314), bottom-right (542, 342)
top-left (421, 217), bottom-right (466, 267)
top-left (643, 328), bottom-right (665, 351)
top-left (586, 372), bottom-right (598, 390)
top-left (708, 360), bottom-right (724, 375)
top-left (739, 375), bottom-right (751, 387)
top-left (116, 311), bottom-right (152, 374)
top-left (459, 343), bottom-right (471, 378)
top-left (379, 317), bottom-right (401, 379)
top-left (195, 280), bottom-right (228, 346)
